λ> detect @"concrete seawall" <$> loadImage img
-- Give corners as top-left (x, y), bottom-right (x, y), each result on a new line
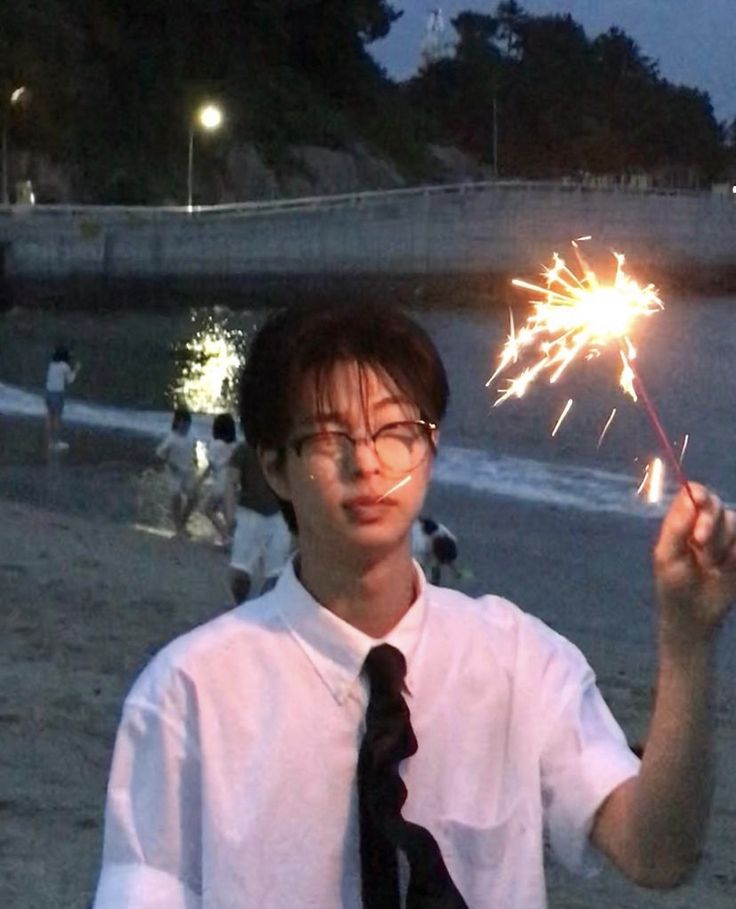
top-left (1, 182), bottom-right (735, 300)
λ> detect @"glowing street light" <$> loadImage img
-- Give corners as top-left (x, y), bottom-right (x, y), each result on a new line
top-left (187, 103), bottom-right (224, 210)
top-left (2, 86), bottom-right (27, 205)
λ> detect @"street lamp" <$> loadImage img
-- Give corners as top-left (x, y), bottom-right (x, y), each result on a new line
top-left (187, 103), bottom-right (223, 210)
top-left (2, 86), bottom-right (27, 205)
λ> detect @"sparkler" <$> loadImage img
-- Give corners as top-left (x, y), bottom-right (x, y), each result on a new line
top-left (490, 243), bottom-right (695, 504)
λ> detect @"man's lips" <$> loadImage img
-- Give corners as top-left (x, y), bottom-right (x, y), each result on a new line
top-left (343, 494), bottom-right (396, 508)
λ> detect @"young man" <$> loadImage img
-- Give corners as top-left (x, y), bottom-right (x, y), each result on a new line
top-left (93, 301), bottom-right (736, 908)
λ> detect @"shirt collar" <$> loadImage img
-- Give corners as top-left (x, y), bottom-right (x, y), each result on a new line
top-left (274, 558), bottom-right (428, 705)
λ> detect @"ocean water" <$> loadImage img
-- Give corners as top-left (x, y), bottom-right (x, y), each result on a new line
top-left (1, 292), bottom-right (735, 518)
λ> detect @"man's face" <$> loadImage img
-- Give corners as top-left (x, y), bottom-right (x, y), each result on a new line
top-left (264, 361), bottom-right (435, 557)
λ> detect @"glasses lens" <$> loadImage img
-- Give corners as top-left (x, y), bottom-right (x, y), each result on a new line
top-left (374, 422), bottom-right (430, 473)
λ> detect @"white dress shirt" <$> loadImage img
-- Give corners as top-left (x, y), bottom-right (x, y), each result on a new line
top-left (93, 561), bottom-right (639, 909)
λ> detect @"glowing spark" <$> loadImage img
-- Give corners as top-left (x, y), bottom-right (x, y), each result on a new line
top-left (619, 347), bottom-right (637, 401)
top-left (376, 475), bottom-right (412, 501)
top-left (486, 308), bottom-right (527, 387)
top-left (491, 243), bottom-right (696, 504)
top-left (597, 407), bottom-right (617, 449)
top-left (551, 399), bottom-right (574, 437)
top-left (637, 457), bottom-right (664, 504)
top-left (679, 434), bottom-right (689, 466)
top-left (491, 248), bottom-right (663, 403)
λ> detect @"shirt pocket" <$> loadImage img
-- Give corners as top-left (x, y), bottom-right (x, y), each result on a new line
top-left (437, 805), bottom-right (540, 907)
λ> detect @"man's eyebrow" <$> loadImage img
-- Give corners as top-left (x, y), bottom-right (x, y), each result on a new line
top-left (294, 411), bottom-right (344, 428)
top-left (294, 397), bottom-right (413, 428)
top-left (372, 395), bottom-right (411, 410)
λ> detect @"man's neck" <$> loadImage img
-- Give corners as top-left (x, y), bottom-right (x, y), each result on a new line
top-left (297, 540), bottom-right (417, 638)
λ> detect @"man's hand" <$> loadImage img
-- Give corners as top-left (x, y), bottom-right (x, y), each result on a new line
top-left (654, 482), bottom-right (736, 648)
top-left (593, 483), bottom-right (735, 887)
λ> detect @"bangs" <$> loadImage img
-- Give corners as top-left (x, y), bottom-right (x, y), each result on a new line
top-left (300, 360), bottom-right (423, 426)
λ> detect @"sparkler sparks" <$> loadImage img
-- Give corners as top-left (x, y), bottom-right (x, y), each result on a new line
top-left (491, 243), bottom-right (695, 504)
top-left (551, 399), bottom-right (573, 437)
top-left (376, 475), bottom-right (412, 501)
top-left (490, 246), bottom-right (663, 406)
top-left (597, 407), bottom-right (617, 449)
top-left (637, 457), bottom-right (665, 504)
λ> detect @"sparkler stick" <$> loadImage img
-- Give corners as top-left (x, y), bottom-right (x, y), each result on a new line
top-left (491, 244), bottom-right (695, 505)
top-left (622, 352), bottom-right (697, 506)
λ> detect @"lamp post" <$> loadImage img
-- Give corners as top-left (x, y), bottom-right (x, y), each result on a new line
top-left (2, 86), bottom-right (27, 205)
top-left (187, 103), bottom-right (223, 210)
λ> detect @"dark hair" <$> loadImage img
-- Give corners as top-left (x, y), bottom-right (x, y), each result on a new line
top-left (212, 412), bottom-right (236, 443)
top-left (52, 345), bottom-right (70, 363)
top-left (171, 406), bottom-right (192, 432)
top-left (239, 301), bottom-right (449, 532)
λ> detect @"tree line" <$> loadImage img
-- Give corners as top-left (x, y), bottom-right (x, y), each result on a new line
top-left (0, 0), bottom-right (731, 203)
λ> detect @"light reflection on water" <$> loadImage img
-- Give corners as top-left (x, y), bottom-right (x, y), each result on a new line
top-left (169, 311), bottom-right (251, 415)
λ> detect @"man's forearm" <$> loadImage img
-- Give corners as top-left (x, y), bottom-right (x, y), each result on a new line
top-left (621, 636), bottom-right (714, 885)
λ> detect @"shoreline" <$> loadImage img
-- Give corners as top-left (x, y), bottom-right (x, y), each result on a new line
top-left (3, 418), bottom-right (736, 907)
top-left (6, 261), bottom-right (736, 314)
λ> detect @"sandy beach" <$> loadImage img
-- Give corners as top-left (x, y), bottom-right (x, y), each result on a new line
top-left (3, 417), bottom-right (736, 908)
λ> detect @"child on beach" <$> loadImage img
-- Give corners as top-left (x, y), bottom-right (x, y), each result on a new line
top-left (155, 406), bottom-right (197, 535)
top-left (95, 301), bottom-right (736, 908)
top-left (44, 344), bottom-right (81, 451)
top-left (224, 436), bottom-right (292, 602)
top-left (197, 413), bottom-right (237, 546)
top-left (411, 515), bottom-right (462, 584)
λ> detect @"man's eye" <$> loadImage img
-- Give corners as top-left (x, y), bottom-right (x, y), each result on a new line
top-left (378, 423), bottom-right (420, 441)
top-left (310, 432), bottom-right (344, 450)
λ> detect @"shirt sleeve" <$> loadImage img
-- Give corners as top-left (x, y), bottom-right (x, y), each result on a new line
top-left (537, 627), bottom-right (640, 877)
top-left (93, 677), bottom-right (203, 908)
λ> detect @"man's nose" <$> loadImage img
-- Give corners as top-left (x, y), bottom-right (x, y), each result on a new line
top-left (345, 437), bottom-right (381, 475)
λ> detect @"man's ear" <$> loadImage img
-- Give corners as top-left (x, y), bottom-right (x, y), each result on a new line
top-left (258, 447), bottom-right (291, 502)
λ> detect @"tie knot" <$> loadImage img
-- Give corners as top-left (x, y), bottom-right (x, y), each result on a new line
top-left (363, 644), bottom-right (407, 696)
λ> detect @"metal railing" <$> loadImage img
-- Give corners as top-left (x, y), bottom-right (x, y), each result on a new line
top-left (0, 177), bottom-right (724, 225)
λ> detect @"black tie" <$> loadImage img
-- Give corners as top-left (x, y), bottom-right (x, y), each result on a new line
top-left (358, 644), bottom-right (469, 909)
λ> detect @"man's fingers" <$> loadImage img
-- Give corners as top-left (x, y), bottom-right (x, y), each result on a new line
top-left (656, 483), bottom-right (706, 563)
top-left (694, 503), bottom-right (736, 568)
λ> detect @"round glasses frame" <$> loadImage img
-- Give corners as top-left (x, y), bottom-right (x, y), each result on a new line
top-left (288, 419), bottom-right (437, 475)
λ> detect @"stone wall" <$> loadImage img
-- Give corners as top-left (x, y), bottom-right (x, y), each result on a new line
top-left (1, 183), bottom-right (735, 293)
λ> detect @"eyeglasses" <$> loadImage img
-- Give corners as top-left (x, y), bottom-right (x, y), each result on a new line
top-left (289, 419), bottom-right (437, 475)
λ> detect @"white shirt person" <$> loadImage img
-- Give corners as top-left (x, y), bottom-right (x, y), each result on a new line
top-left (94, 301), bottom-right (736, 907)
top-left (44, 344), bottom-right (80, 450)
top-left (93, 560), bottom-right (639, 908)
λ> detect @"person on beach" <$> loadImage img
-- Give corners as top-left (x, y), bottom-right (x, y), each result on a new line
top-left (94, 301), bottom-right (736, 909)
top-left (411, 515), bottom-right (462, 584)
top-left (196, 412), bottom-right (237, 546)
top-left (155, 406), bottom-right (197, 536)
top-left (224, 435), bottom-right (292, 603)
top-left (44, 344), bottom-right (80, 451)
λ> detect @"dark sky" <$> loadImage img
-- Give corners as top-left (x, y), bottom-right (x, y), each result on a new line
top-left (372, 1), bottom-right (735, 123)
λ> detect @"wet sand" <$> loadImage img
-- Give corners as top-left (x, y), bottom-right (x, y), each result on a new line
top-left (2, 418), bottom-right (736, 908)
